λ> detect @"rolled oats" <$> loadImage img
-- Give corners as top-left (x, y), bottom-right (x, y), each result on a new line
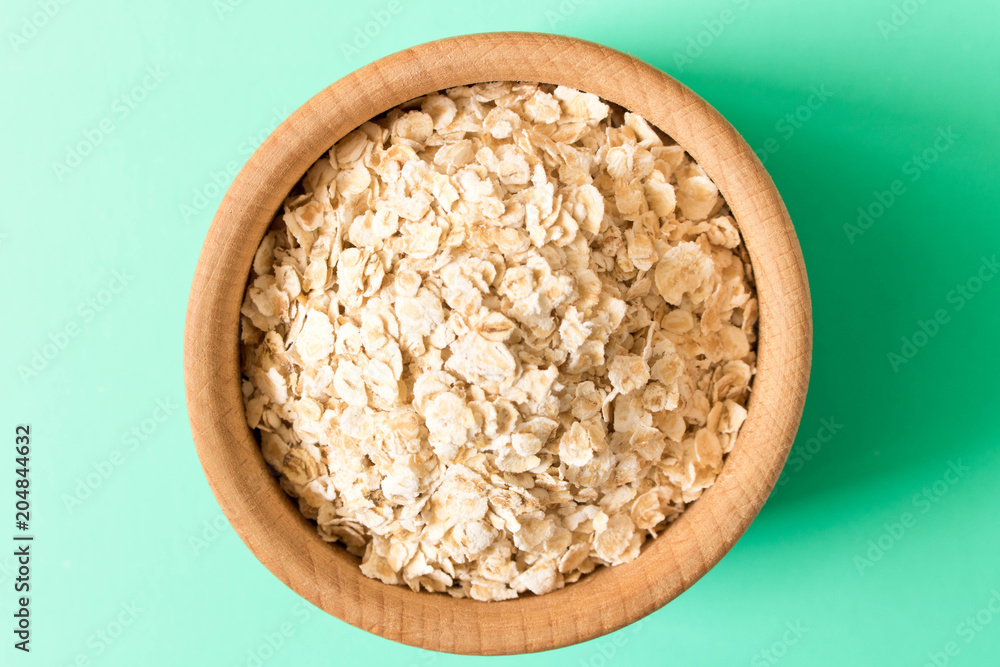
top-left (240, 82), bottom-right (757, 600)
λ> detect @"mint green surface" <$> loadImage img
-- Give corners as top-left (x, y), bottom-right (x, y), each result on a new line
top-left (3, 0), bottom-right (999, 664)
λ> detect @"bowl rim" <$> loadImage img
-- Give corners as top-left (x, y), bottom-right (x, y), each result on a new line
top-left (184, 31), bottom-right (812, 656)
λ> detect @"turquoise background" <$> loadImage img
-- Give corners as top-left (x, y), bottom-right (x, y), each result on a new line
top-left (3, 0), bottom-right (999, 664)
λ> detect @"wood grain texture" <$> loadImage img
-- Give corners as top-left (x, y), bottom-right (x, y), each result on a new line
top-left (183, 32), bottom-right (812, 655)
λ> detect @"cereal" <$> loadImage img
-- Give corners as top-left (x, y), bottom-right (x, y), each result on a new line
top-left (240, 82), bottom-right (757, 600)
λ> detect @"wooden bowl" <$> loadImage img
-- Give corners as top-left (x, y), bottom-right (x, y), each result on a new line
top-left (184, 32), bottom-right (811, 655)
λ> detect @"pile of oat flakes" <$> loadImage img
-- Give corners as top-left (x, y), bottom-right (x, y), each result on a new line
top-left (240, 82), bottom-right (757, 600)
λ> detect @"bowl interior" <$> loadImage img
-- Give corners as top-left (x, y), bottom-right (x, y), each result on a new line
top-left (184, 32), bottom-right (811, 656)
